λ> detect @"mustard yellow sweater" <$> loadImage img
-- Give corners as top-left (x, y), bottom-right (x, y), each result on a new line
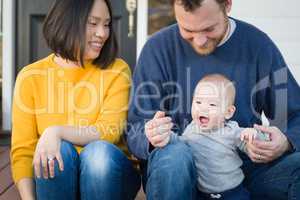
top-left (11, 54), bottom-right (131, 183)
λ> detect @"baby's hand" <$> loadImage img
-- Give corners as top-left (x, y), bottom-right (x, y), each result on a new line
top-left (240, 128), bottom-right (257, 144)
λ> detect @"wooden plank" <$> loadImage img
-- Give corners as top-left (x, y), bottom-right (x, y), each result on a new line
top-left (0, 165), bottom-right (14, 195)
top-left (0, 185), bottom-right (21, 200)
top-left (0, 150), bottom-right (10, 170)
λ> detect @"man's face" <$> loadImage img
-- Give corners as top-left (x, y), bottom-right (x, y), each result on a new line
top-left (174, 0), bottom-right (231, 55)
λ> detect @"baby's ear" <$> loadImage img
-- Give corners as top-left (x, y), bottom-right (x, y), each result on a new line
top-left (225, 105), bottom-right (236, 119)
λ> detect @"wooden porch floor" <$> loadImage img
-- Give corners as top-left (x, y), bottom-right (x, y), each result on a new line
top-left (0, 145), bottom-right (145, 200)
top-left (0, 146), bottom-right (21, 200)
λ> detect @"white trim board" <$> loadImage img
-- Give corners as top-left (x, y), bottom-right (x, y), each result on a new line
top-left (136, 0), bottom-right (148, 60)
top-left (2, 0), bottom-right (15, 131)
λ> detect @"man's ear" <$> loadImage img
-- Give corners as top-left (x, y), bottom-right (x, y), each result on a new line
top-left (225, 105), bottom-right (236, 119)
top-left (225, 0), bottom-right (232, 13)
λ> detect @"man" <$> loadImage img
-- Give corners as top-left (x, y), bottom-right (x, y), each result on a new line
top-left (126, 0), bottom-right (300, 199)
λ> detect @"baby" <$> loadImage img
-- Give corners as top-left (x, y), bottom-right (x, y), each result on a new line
top-left (171, 74), bottom-right (269, 200)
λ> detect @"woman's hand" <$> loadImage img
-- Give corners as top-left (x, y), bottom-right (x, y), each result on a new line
top-left (33, 126), bottom-right (64, 179)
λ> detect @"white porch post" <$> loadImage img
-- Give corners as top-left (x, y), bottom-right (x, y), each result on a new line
top-left (136, 0), bottom-right (148, 60)
top-left (2, 0), bottom-right (16, 131)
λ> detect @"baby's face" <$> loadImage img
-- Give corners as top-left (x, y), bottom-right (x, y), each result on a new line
top-left (191, 81), bottom-right (234, 131)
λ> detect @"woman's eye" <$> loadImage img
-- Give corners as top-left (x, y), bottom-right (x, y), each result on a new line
top-left (88, 21), bottom-right (97, 26)
top-left (196, 101), bottom-right (202, 104)
top-left (209, 103), bottom-right (216, 106)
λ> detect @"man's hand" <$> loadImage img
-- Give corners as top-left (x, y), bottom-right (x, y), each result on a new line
top-left (246, 124), bottom-right (292, 163)
top-left (145, 111), bottom-right (173, 148)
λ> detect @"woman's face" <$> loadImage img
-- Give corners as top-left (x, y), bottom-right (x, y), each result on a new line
top-left (84, 0), bottom-right (111, 60)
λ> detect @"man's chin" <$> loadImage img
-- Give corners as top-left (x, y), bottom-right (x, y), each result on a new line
top-left (191, 39), bottom-right (221, 56)
top-left (194, 46), bottom-right (216, 56)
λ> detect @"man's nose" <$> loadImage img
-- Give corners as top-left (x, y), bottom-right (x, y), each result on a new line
top-left (193, 33), bottom-right (208, 47)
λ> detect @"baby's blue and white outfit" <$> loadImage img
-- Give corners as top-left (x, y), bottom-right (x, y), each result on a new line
top-left (171, 120), bottom-right (269, 199)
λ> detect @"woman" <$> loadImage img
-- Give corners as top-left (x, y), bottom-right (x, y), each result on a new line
top-left (11, 0), bottom-right (141, 199)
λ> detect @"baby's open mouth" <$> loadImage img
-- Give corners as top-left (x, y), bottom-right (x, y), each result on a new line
top-left (199, 116), bottom-right (209, 124)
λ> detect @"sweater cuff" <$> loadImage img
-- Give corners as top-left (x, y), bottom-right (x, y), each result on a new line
top-left (286, 137), bottom-right (297, 153)
top-left (285, 130), bottom-right (300, 152)
top-left (12, 166), bottom-right (34, 184)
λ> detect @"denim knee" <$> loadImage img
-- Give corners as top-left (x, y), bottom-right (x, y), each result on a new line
top-left (79, 140), bottom-right (127, 179)
top-left (148, 141), bottom-right (196, 176)
top-left (79, 141), bottom-right (137, 199)
top-left (146, 141), bottom-right (197, 200)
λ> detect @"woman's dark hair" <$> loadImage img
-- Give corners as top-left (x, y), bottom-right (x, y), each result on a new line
top-left (170, 0), bottom-right (227, 12)
top-left (43, 0), bottom-right (118, 69)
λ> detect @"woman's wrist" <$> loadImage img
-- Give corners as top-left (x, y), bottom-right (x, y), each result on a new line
top-left (21, 193), bottom-right (35, 200)
top-left (17, 178), bottom-right (36, 200)
top-left (48, 125), bottom-right (64, 139)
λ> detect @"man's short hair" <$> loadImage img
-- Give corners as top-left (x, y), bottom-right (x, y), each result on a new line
top-left (43, 0), bottom-right (118, 69)
top-left (170, 0), bottom-right (227, 12)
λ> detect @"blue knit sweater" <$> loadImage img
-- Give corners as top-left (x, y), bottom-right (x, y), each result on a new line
top-left (126, 18), bottom-right (300, 160)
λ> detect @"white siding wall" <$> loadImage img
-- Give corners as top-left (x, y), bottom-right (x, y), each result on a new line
top-left (230, 0), bottom-right (300, 83)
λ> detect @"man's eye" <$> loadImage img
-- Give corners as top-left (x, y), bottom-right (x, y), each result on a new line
top-left (196, 101), bottom-right (202, 104)
top-left (206, 28), bottom-right (214, 32)
top-left (210, 103), bottom-right (216, 106)
top-left (183, 28), bottom-right (193, 33)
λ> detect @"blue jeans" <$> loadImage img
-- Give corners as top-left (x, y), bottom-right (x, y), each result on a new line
top-left (242, 152), bottom-right (300, 200)
top-left (145, 141), bottom-right (300, 200)
top-left (145, 142), bottom-right (198, 200)
top-left (35, 140), bottom-right (141, 200)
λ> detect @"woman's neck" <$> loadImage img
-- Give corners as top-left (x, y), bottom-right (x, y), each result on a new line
top-left (53, 55), bottom-right (82, 68)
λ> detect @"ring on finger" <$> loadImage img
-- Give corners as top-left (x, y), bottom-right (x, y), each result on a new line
top-left (257, 154), bottom-right (262, 160)
top-left (47, 155), bottom-right (55, 164)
